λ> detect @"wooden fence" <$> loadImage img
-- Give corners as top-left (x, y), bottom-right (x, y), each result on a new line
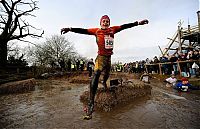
top-left (145, 60), bottom-right (200, 76)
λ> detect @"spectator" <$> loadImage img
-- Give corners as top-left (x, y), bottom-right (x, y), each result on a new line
top-left (169, 53), bottom-right (178, 75)
top-left (76, 59), bottom-right (80, 70)
top-left (140, 71), bottom-right (150, 83)
top-left (160, 55), bottom-right (169, 75)
top-left (153, 56), bottom-right (159, 73)
top-left (174, 77), bottom-right (191, 91)
top-left (164, 74), bottom-right (177, 87)
top-left (80, 59), bottom-right (85, 71)
top-left (174, 77), bottom-right (199, 91)
top-left (67, 59), bottom-right (71, 71)
top-left (193, 50), bottom-right (199, 60)
top-left (178, 51), bottom-right (188, 77)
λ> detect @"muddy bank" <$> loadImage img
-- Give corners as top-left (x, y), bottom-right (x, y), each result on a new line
top-left (0, 71), bottom-right (88, 95)
top-left (0, 78), bottom-right (36, 95)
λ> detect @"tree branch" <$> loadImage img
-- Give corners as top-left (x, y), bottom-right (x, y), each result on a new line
top-left (10, 29), bottom-right (44, 40)
top-left (1, 0), bottom-right (10, 13)
top-left (0, 0), bottom-right (43, 43)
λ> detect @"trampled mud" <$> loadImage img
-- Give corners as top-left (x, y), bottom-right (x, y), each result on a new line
top-left (0, 77), bottom-right (200, 129)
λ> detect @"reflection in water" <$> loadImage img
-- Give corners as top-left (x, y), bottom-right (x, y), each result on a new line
top-left (0, 80), bottom-right (200, 129)
top-left (93, 96), bottom-right (162, 129)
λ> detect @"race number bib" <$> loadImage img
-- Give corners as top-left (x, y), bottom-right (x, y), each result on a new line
top-left (89, 64), bottom-right (93, 68)
top-left (104, 35), bottom-right (114, 49)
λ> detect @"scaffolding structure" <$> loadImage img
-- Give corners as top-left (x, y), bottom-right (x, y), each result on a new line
top-left (161, 11), bottom-right (200, 56)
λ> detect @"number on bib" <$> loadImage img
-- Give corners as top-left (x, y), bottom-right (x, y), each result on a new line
top-left (104, 35), bottom-right (114, 49)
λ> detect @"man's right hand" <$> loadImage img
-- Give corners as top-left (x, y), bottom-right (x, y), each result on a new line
top-left (61, 28), bottom-right (71, 35)
top-left (138, 19), bottom-right (149, 25)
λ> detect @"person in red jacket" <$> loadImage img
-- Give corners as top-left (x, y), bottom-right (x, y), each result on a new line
top-left (61, 15), bottom-right (148, 119)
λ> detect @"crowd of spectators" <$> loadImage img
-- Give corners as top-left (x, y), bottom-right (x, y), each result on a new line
top-left (111, 48), bottom-right (200, 77)
top-left (55, 48), bottom-right (199, 78)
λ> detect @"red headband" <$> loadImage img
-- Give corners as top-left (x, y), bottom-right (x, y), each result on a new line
top-left (100, 15), bottom-right (110, 23)
top-left (181, 77), bottom-right (188, 81)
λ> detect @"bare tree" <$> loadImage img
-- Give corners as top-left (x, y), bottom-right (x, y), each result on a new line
top-left (27, 35), bottom-right (79, 68)
top-left (0, 0), bottom-right (43, 68)
top-left (7, 41), bottom-right (21, 58)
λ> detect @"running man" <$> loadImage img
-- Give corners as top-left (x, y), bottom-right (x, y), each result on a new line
top-left (61, 15), bottom-right (148, 119)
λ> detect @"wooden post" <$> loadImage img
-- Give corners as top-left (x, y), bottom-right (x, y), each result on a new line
top-left (188, 24), bottom-right (191, 33)
top-left (145, 65), bottom-right (148, 73)
top-left (177, 61), bottom-right (182, 76)
top-left (177, 25), bottom-right (182, 52)
top-left (159, 63), bottom-right (162, 75)
top-left (197, 11), bottom-right (200, 32)
top-left (188, 24), bottom-right (192, 47)
top-left (158, 45), bottom-right (164, 57)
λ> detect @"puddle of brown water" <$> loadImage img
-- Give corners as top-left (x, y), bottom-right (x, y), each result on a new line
top-left (0, 80), bottom-right (200, 129)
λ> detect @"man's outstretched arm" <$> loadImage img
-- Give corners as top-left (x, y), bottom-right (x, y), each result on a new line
top-left (116, 19), bottom-right (149, 32)
top-left (61, 27), bottom-right (91, 35)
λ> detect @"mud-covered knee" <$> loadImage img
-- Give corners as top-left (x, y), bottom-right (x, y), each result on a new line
top-left (94, 70), bottom-right (101, 76)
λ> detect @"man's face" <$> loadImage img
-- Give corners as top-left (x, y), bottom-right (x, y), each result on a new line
top-left (100, 19), bottom-right (110, 29)
top-left (194, 51), bottom-right (198, 55)
top-left (182, 80), bottom-right (188, 85)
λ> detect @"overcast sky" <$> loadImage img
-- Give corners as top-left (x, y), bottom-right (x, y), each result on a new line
top-left (26, 0), bottom-right (199, 63)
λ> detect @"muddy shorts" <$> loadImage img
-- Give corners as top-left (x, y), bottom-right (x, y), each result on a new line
top-left (94, 55), bottom-right (111, 73)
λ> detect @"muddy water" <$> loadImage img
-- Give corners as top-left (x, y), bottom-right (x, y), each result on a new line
top-left (0, 80), bottom-right (200, 129)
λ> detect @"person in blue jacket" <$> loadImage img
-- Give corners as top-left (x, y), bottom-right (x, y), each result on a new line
top-left (174, 77), bottom-right (199, 91)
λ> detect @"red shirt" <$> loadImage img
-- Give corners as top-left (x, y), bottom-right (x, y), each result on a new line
top-left (87, 26), bottom-right (121, 56)
top-left (70, 21), bottom-right (139, 55)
